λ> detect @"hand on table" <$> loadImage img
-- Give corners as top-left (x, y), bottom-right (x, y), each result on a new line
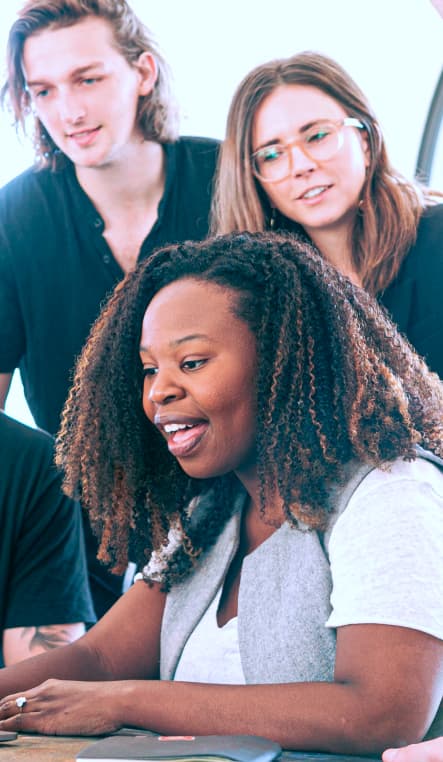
top-left (383, 737), bottom-right (443, 762)
top-left (0, 679), bottom-right (123, 736)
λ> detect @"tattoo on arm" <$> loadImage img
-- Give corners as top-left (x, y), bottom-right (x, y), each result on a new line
top-left (3, 623), bottom-right (85, 665)
top-left (22, 625), bottom-right (79, 651)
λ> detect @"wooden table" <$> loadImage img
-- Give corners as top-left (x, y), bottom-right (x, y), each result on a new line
top-left (0, 733), bottom-right (94, 761)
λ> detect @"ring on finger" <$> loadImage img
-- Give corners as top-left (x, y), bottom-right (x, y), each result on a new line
top-left (15, 697), bottom-right (27, 713)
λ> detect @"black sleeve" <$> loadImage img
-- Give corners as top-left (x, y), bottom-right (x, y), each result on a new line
top-left (0, 221), bottom-right (26, 373)
top-left (0, 415), bottom-right (96, 629)
top-left (380, 204), bottom-right (443, 379)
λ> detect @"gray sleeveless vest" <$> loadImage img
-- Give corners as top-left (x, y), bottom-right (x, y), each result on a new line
top-left (160, 451), bottom-right (443, 738)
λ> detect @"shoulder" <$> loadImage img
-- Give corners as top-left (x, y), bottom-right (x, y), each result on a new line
top-left (331, 456), bottom-right (443, 542)
top-left (413, 203), bottom-right (443, 252)
top-left (0, 412), bottom-right (54, 468)
top-left (0, 164), bottom-right (70, 223)
top-left (400, 203), bottom-right (443, 273)
top-left (326, 457), bottom-right (443, 637)
top-left (353, 456), bottom-right (443, 496)
top-left (171, 136), bottom-right (220, 171)
top-left (417, 201), bottom-right (443, 232)
top-left (174, 135), bottom-right (220, 154)
top-left (378, 203), bottom-right (443, 368)
top-left (0, 164), bottom-right (62, 199)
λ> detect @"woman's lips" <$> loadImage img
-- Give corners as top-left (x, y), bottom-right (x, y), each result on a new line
top-left (166, 422), bottom-right (209, 458)
top-left (297, 184), bottom-right (332, 203)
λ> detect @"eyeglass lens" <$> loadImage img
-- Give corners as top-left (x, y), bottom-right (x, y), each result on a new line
top-left (254, 122), bottom-right (343, 181)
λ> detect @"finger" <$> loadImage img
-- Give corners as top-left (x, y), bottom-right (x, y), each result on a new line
top-left (0, 696), bottom-right (27, 720)
top-left (0, 709), bottom-right (47, 734)
top-left (0, 692), bottom-right (38, 721)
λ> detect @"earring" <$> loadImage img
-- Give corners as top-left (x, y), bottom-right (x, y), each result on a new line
top-left (269, 207), bottom-right (277, 230)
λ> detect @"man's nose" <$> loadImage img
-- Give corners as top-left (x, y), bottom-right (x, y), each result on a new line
top-left (57, 89), bottom-right (87, 125)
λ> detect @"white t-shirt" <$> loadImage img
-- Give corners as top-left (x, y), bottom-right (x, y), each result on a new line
top-left (326, 457), bottom-right (443, 638)
top-left (173, 457), bottom-right (443, 681)
top-left (174, 587), bottom-right (245, 683)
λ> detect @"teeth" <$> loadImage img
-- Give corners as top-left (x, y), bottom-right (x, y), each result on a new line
top-left (164, 423), bottom-right (191, 433)
top-left (303, 186), bottom-right (327, 199)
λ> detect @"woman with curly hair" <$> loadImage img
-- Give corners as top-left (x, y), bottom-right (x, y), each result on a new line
top-left (211, 51), bottom-right (443, 377)
top-left (0, 232), bottom-right (442, 753)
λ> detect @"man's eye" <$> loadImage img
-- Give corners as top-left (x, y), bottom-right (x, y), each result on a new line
top-left (182, 359), bottom-right (207, 371)
top-left (81, 77), bottom-right (99, 86)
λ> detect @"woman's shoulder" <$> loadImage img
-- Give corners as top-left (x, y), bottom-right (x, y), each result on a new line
top-left (383, 203), bottom-right (443, 288)
top-left (327, 454), bottom-right (443, 555)
top-left (418, 201), bottom-right (443, 232)
top-left (412, 203), bottom-right (443, 254)
top-left (356, 455), bottom-right (443, 496)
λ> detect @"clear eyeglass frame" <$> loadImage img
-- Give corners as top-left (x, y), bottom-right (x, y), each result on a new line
top-left (251, 117), bottom-right (365, 183)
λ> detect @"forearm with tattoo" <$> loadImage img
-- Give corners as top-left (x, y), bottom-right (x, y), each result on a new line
top-left (3, 623), bottom-right (85, 665)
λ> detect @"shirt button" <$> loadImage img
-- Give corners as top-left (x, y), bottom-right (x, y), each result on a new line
top-left (93, 217), bottom-right (103, 230)
top-left (103, 254), bottom-right (111, 264)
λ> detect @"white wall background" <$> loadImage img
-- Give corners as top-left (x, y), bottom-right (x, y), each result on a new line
top-left (1, 0), bottom-right (442, 426)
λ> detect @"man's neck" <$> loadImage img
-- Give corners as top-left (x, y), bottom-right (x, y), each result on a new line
top-left (74, 139), bottom-right (166, 219)
top-left (74, 140), bottom-right (167, 273)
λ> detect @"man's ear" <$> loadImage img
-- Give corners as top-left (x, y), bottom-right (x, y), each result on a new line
top-left (136, 52), bottom-right (157, 96)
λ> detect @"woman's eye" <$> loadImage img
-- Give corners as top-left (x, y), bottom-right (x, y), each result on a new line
top-left (259, 146), bottom-right (284, 163)
top-left (81, 78), bottom-right (98, 86)
top-left (307, 126), bottom-right (332, 143)
top-left (142, 367), bottom-right (158, 377)
top-left (181, 359), bottom-right (207, 371)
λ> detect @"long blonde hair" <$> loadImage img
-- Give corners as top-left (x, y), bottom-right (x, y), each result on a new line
top-left (1, 0), bottom-right (179, 170)
top-left (211, 51), bottom-right (436, 295)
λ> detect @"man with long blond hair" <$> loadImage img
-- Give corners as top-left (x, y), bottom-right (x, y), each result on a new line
top-left (0, 0), bottom-right (218, 616)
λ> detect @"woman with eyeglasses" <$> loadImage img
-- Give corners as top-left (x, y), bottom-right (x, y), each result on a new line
top-left (211, 51), bottom-right (443, 378)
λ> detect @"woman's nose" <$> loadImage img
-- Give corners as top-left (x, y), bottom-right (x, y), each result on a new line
top-left (289, 144), bottom-right (317, 176)
top-left (147, 371), bottom-right (185, 405)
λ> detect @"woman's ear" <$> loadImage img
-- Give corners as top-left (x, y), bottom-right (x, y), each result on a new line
top-left (136, 52), bottom-right (158, 97)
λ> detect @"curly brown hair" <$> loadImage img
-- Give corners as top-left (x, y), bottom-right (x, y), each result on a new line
top-left (56, 231), bottom-right (443, 589)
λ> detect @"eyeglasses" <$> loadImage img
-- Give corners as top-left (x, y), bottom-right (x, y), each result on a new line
top-left (251, 117), bottom-right (364, 183)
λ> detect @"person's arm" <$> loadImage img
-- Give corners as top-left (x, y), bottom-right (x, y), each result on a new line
top-left (0, 373), bottom-right (12, 409)
top-left (0, 614), bottom-right (441, 753)
top-left (0, 579), bottom-right (166, 694)
top-left (0, 463), bottom-right (441, 751)
top-left (383, 737), bottom-right (443, 762)
top-left (0, 418), bottom-right (95, 652)
top-left (3, 623), bottom-right (85, 665)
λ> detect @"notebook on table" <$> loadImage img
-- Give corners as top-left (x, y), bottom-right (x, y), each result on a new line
top-left (0, 731), bottom-right (17, 742)
top-left (76, 733), bottom-right (282, 762)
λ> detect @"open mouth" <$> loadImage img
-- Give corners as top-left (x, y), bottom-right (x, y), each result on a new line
top-left (298, 185), bottom-right (331, 200)
top-left (163, 421), bottom-right (208, 458)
